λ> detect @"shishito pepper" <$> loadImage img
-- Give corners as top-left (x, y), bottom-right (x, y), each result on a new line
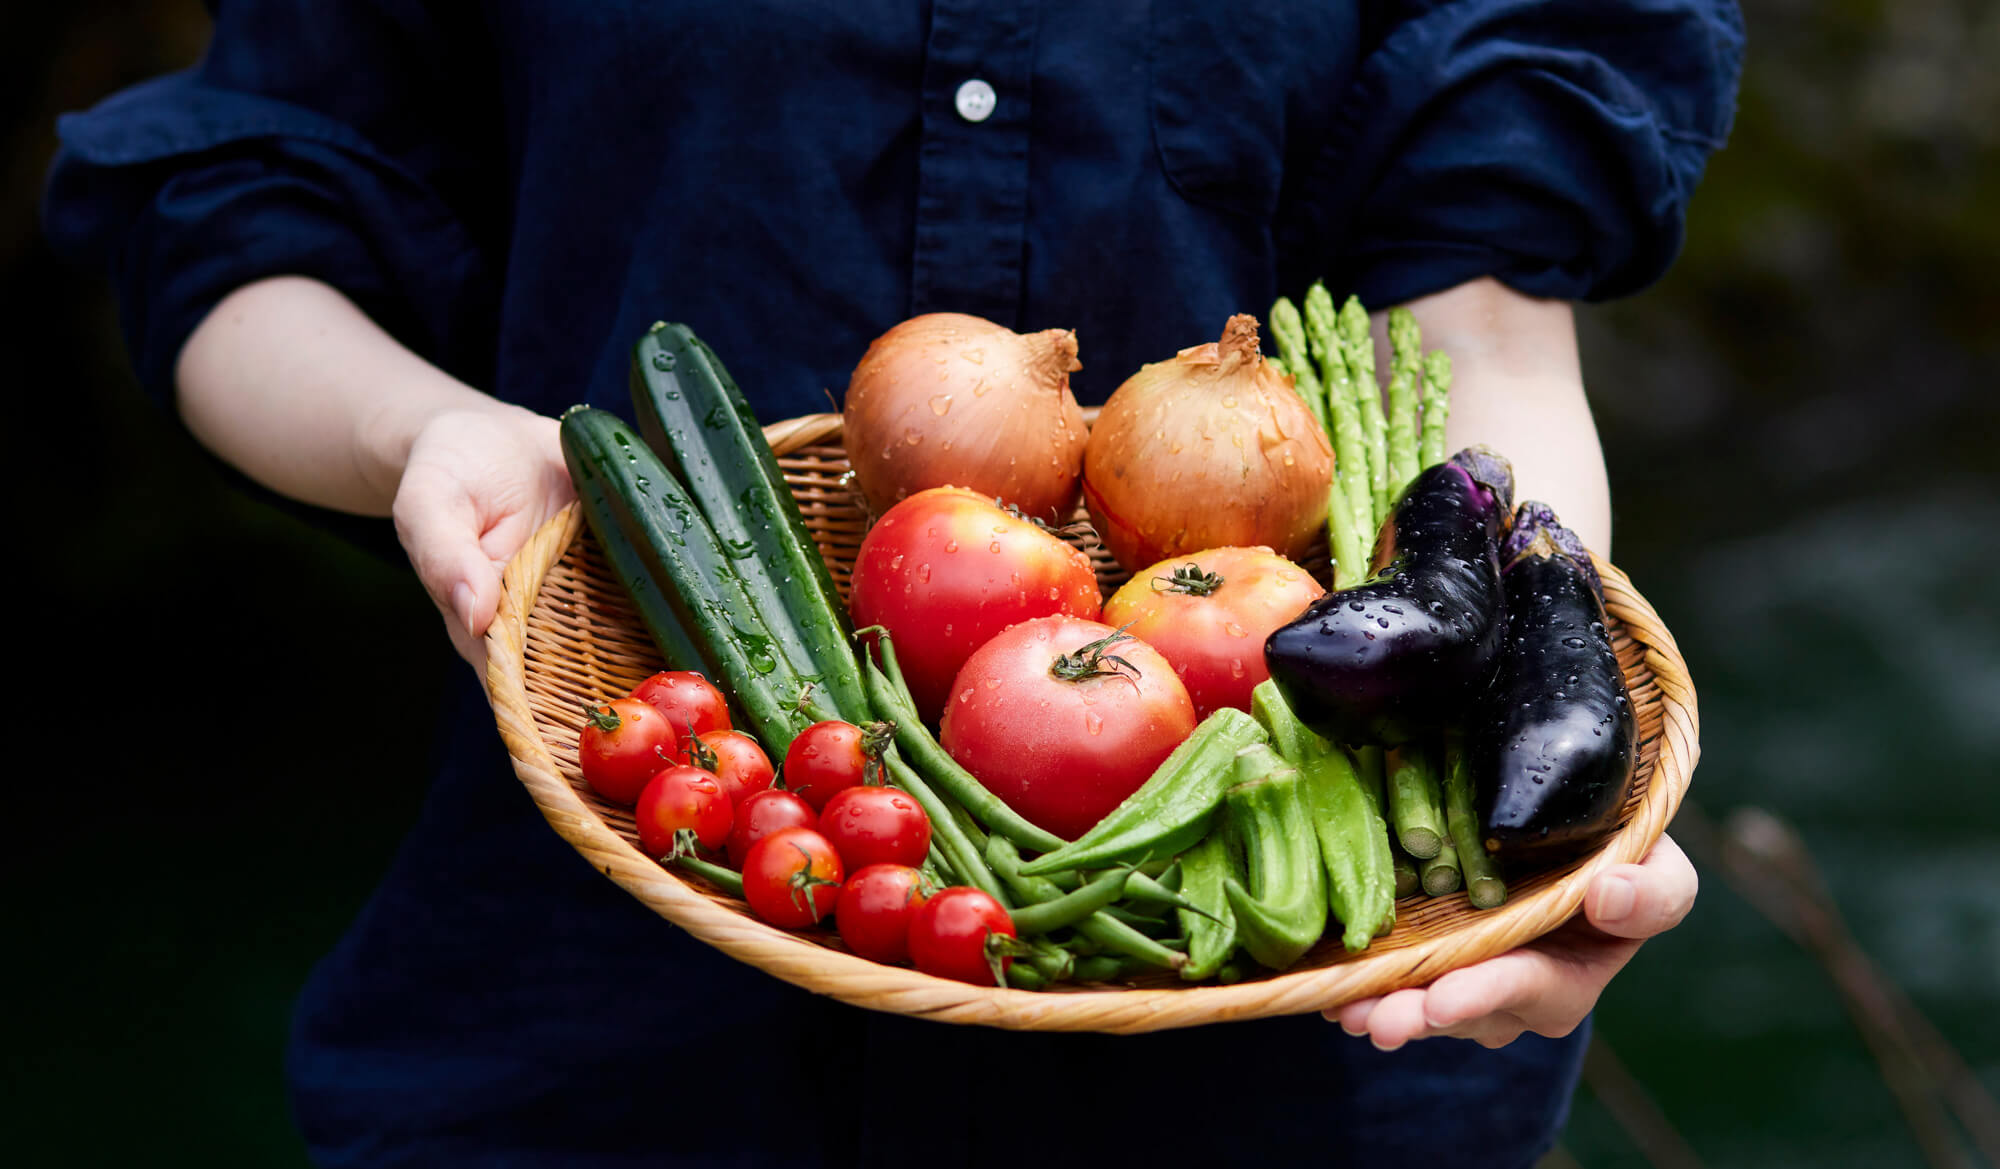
top-left (1220, 745), bottom-right (1329, 970)
top-left (1176, 830), bottom-right (1238, 981)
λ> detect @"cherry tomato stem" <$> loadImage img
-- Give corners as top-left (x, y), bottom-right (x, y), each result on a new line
top-left (670, 854), bottom-right (744, 899)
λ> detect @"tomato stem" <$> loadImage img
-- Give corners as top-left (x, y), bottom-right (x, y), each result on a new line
top-left (786, 841), bottom-right (841, 922)
top-left (580, 702), bottom-right (622, 732)
top-left (1049, 627), bottom-right (1140, 684)
top-left (860, 720), bottom-right (897, 785)
top-left (1151, 563), bottom-right (1226, 597)
top-left (687, 734), bottom-right (718, 772)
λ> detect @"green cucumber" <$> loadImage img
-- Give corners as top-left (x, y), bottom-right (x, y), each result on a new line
top-left (630, 324), bottom-right (866, 721)
top-left (560, 406), bottom-right (818, 752)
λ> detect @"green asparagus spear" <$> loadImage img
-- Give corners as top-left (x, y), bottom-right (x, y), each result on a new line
top-left (1419, 349), bottom-right (1453, 470)
top-left (1443, 736), bottom-right (1506, 909)
top-left (1326, 473), bottom-right (1369, 590)
top-left (1385, 307), bottom-right (1423, 498)
top-left (1268, 297), bottom-right (1329, 432)
top-left (1304, 284), bottom-right (1375, 550)
top-left (1333, 297), bottom-right (1390, 524)
top-left (1385, 743), bottom-right (1446, 860)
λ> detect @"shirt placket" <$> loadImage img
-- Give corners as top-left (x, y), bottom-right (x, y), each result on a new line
top-left (909, 0), bottom-right (1038, 327)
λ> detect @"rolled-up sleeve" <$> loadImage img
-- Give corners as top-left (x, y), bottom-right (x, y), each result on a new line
top-left (42, 0), bottom-right (498, 405)
top-left (1308, 0), bottom-right (1744, 306)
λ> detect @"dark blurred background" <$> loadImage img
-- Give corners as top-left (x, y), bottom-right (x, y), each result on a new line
top-left (7, 2), bottom-right (1996, 1166)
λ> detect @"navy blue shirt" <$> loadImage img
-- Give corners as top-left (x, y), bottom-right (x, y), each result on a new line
top-left (47, 2), bottom-right (1740, 1165)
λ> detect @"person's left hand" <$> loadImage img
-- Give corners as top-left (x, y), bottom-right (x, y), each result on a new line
top-left (1329, 834), bottom-right (1697, 1048)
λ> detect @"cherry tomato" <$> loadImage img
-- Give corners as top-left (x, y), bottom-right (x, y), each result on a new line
top-left (819, 786), bottom-right (931, 871)
top-left (690, 730), bottom-right (775, 808)
top-left (835, 864), bottom-right (934, 965)
top-left (727, 789), bottom-right (819, 867)
top-left (741, 827), bottom-right (844, 928)
top-left (908, 887), bottom-right (1016, 986)
top-left (848, 487), bottom-right (1102, 721)
top-left (782, 720), bottom-right (873, 811)
top-left (940, 615), bottom-right (1198, 840)
top-left (577, 698), bottom-right (685, 805)
top-left (630, 671), bottom-right (732, 739)
top-left (1102, 546), bottom-right (1326, 718)
top-left (635, 766), bottom-right (734, 858)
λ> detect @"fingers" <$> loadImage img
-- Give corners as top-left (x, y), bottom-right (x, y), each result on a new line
top-left (1585, 833), bottom-right (1698, 940)
top-left (393, 460), bottom-right (500, 666)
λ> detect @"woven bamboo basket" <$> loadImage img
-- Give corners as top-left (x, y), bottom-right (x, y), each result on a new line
top-left (484, 411), bottom-right (1699, 1033)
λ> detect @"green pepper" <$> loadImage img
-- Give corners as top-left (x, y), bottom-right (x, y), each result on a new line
top-left (1220, 747), bottom-right (1329, 970)
top-left (1176, 829), bottom-right (1238, 981)
top-left (1018, 708), bottom-right (1267, 875)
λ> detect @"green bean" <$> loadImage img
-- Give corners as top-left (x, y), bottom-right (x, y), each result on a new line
top-left (880, 746), bottom-right (1010, 907)
top-left (1385, 743), bottom-right (1446, 860)
top-left (1008, 868), bottom-right (1134, 935)
top-left (1072, 954), bottom-right (1141, 983)
top-left (1005, 964), bottom-right (1048, 991)
top-left (1443, 737), bottom-right (1506, 909)
top-left (670, 855), bottom-right (744, 899)
top-left (988, 837), bottom-right (1187, 971)
top-left (859, 644), bottom-right (1063, 853)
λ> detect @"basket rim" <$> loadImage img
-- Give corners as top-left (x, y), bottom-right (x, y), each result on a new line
top-left (483, 414), bottom-right (1700, 1034)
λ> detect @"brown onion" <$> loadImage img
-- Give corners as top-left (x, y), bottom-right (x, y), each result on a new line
top-left (1082, 314), bottom-right (1333, 571)
top-left (843, 313), bottom-right (1087, 520)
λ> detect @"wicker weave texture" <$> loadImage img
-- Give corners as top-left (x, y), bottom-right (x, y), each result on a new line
top-left (484, 414), bottom-right (1699, 1033)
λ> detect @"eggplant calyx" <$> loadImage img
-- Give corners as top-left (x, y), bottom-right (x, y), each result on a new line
top-left (1503, 501), bottom-right (1603, 598)
top-left (1447, 445), bottom-right (1516, 517)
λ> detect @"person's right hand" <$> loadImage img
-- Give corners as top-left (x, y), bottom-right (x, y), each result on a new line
top-left (392, 405), bottom-right (574, 671)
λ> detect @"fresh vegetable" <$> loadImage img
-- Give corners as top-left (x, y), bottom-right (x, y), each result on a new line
top-left (1006, 867), bottom-right (1134, 936)
top-left (842, 313), bottom-right (1089, 522)
top-left (561, 407), bottom-right (822, 751)
top-left (1266, 297), bottom-right (1329, 431)
top-left (858, 634), bottom-right (1066, 853)
top-left (1101, 547), bottom-right (1326, 718)
top-left (577, 698), bottom-right (685, 805)
top-left (740, 826), bottom-right (844, 928)
top-left (1384, 744), bottom-right (1446, 860)
top-left (669, 854), bottom-right (744, 898)
top-left (726, 788), bottom-right (819, 867)
top-left (1419, 350), bottom-right (1454, 471)
top-left (1219, 746), bottom-right (1329, 969)
top-left (1251, 679), bottom-right (1395, 952)
top-left (1081, 314), bottom-right (1333, 571)
top-left (1019, 707), bottom-right (1267, 875)
top-left (1176, 830), bottom-right (1239, 980)
top-left (819, 785), bottom-right (932, 871)
top-left (878, 746), bottom-right (1012, 907)
top-left (691, 729), bottom-right (775, 808)
top-left (635, 765), bottom-right (734, 858)
top-left (1443, 737), bottom-right (1506, 908)
top-left (1384, 308), bottom-right (1424, 500)
top-left (940, 617), bottom-right (1198, 841)
top-left (835, 863), bottom-right (934, 965)
top-left (908, 887), bottom-right (1017, 986)
top-left (629, 325), bottom-right (867, 722)
top-left (986, 837), bottom-right (1187, 971)
top-left (1264, 447), bottom-right (1516, 748)
top-left (1470, 504), bottom-right (1637, 862)
top-left (848, 486), bottom-right (1101, 721)
top-left (1300, 287), bottom-right (1374, 567)
top-left (781, 720), bottom-right (883, 811)
top-left (1337, 296), bottom-right (1392, 524)
top-left (629, 671), bottom-right (732, 740)
top-left (1421, 840), bottom-right (1463, 897)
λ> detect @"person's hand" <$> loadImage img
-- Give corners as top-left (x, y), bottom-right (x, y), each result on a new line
top-left (1329, 834), bottom-right (1697, 1048)
top-left (393, 405), bottom-right (574, 671)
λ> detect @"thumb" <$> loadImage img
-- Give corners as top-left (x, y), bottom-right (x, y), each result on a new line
top-left (1584, 834), bottom-right (1698, 940)
top-left (393, 462), bottom-right (501, 666)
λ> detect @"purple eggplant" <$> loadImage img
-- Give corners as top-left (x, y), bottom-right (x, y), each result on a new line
top-left (1470, 503), bottom-right (1636, 862)
top-left (1263, 447), bottom-right (1514, 746)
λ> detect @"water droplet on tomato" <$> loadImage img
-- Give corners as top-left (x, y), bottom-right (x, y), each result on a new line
top-left (1084, 711), bottom-right (1104, 735)
top-left (1223, 621), bottom-right (1248, 638)
top-left (917, 564), bottom-right (932, 583)
top-left (930, 394), bottom-right (952, 416)
top-left (944, 540), bottom-right (959, 553)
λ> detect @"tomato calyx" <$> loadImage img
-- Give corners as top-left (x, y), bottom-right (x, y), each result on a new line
top-left (984, 930), bottom-right (1032, 988)
top-left (657, 826), bottom-right (704, 864)
top-left (581, 702), bottom-right (622, 732)
top-left (996, 497), bottom-right (1095, 541)
top-left (686, 734), bottom-right (719, 772)
top-left (1049, 627), bottom-right (1140, 684)
top-left (1152, 562), bottom-right (1226, 597)
top-left (786, 842), bottom-right (842, 922)
top-left (859, 720), bottom-right (898, 785)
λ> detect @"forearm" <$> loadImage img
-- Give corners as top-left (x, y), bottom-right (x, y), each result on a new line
top-left (1376, 277), bottom-right (1611, 556)
top-left (174, 275), bottom-right (515, 515)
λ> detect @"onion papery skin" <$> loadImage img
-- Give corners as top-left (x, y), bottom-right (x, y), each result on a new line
top-left (1082, 315), bottom-right (1333, 573)
top-left (843, 313), bottom-right (1087, 522)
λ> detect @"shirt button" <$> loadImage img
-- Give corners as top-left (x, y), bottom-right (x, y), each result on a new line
top-left (954, 79), bottom-right (997, 123)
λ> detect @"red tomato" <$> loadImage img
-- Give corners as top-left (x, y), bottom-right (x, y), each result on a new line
top-left (635, 766), bottom-right (734, 858)
top-left (577, 698), bottom-right (685, 805)
top-left (849, 487), bottom-right (1102, 721)
top-left (819, 786), bottom-right (931, 871)
top-left (783, 720), bottom-right (874, 811)
top-left (691, 730), bottom-right (775, 808)
top-left (908, 887), bottom-right (1016, 986)
top-left (940, 615), bottom-right (1198, 840)
top-left (630, 671), bottom-right (732, 739)
top-left (836, 863), bottom-right (934, 965)
top-left (1101, 547), bottom-right (1326, 718)
top-left (741, 827), bottom-right (844, 928)
top-left (727, 789), bottom-right (819, 867)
